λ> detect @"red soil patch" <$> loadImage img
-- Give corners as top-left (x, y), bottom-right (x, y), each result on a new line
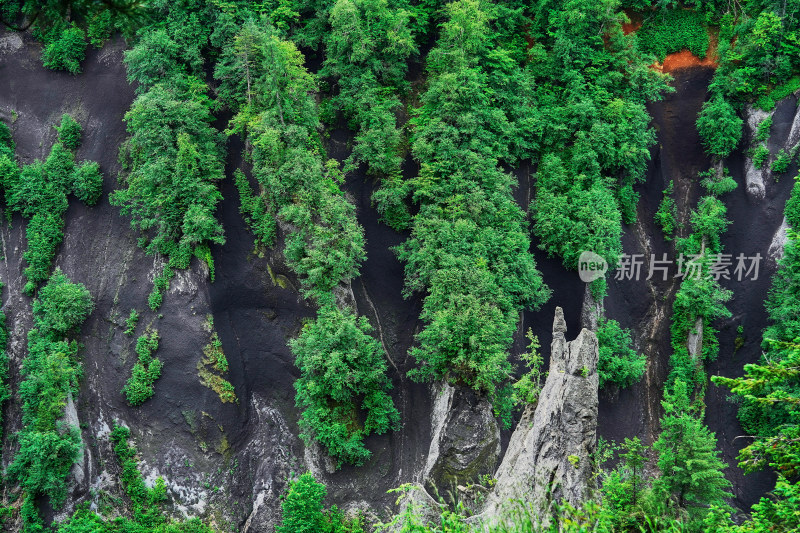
top-left (652, 31), bottom-right (719, 73)
top-left (622, 10), bottom-right (642, 35)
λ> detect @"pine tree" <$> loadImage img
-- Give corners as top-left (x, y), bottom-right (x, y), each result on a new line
top-left (621, 436), bottom-right (648, 507)
top-left (653, 380), bottom-right (732, 520)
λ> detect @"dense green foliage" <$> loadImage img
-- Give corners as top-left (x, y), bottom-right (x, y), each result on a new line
top-left (291, 305), bottom-right (399, 466)
top-left (528, 1), bottom-right (668, 283)
top-left (711, 177), bottom-right (800, 522)
top-left (122, 329), bottom-right (162, 406)
top-left (217, 19), bottom-right (396, 465)
top-left (511, 330), bottom-right (544, 408)
top-left (710, 2), bottom-right (800, 107)
top-left (319, 0), bottom-right (417, 230)
top-left (596, 317), bottom-right (645, 389)
top-left (696, 96), bottom-right (743, 159)
top-left (652, 380), bottom-right (732, 526)
top-left (667, 185), bottom-right (733, 394)
top-left (124, 308), bottom-right (139, 336)
top-left (638, 8), bottom-right (709, 61)
top-left (1, 115), bottom-right (103, 294)
top-left (277, 473), bottom-right (364, 533)
top-left (397, 0), bottom-right (550, 418)
top-left (198, 318), bottom-right (236, 404)
top-left (219, 21), bottom-right (365, 303)
top-left (712, 338), bottom-right (800, 532)
top-left (8, 270), bottom-right (93, 532)
top-left (110, 2), bottom-right (232, 309)
top-left (655, 180), bottom-right (677, 239)
top-left (111, 79), bottom-right (225, 308)
top-left (42, 25), bottom-right (87, 74)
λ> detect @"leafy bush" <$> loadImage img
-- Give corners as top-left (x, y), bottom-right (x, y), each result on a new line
top-left (71, 161), bottom-right (103, 205)
top-left (512, 329), bottom-right (544, 406)
top-left (696, 96), bottom-right (743, 159)
top-left (319, 0), bottom-right (417, 230)
top-left (597, 317), bottom-right (645, 389)
top-left (111, 75), bottom-right (226, 307)
top-left (8, 271), bottom-right (92, 529)
top-left (638, 9), bottom-right (709, 61)
top-left (756, 76), bottom-right (800, 111)
top-left (700, 168), bottom-right (737, 196)
top-left (398, 1), bottom-right (551, 417)
top-left (292, 305), bottom-right (399, 466)
top-left (124, 309), bottom-right (139, 336)
top-left (55, 114), bottom-right (81, 150)
top-left (123, 329), bottom-right (162, 406)
top-left (771, 148), bottom-right (792, 174)
top-left (277, 473), bottom-right (363, 533)
top-left (42, 25), bottom-right (87, 74)
top-left (198, 328), bottom-right (236, 404)
top-left (752, 144), bottom-right (770, 169)
top-left (0, 284), bottom-right (9, 442)
top-left (32, 268), bottom-right (94, 335)
top-left (3, 116), bottom-right (100, 294)
top-left (756, 116), bottom-right (773, 143)
top-left (655, 180), bottom-right (677, 239)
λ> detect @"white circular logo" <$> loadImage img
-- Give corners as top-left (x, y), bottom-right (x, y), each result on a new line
top-left (578, 251), bottom-right (608, 283)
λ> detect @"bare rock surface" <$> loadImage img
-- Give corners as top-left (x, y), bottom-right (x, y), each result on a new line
top-left (477, 307), bottom-right (599, 526)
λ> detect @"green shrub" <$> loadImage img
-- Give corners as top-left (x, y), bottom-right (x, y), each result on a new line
top-left (72, 161), bottom-right (103, 205)
top-left (696, 96), bottom-right (743, 159)
top-left (55, 114), bottom-right (82, 150)
top-left (124, 309), bottom-right (139, 336)
top-left (654, 381), bottom-right (732, 524)
top-left (655, 180), bottom-right (677, 239)
top-left (111, 78), bottom-right (226, 304)
top-left (700, 168), bottom-right (737, 196)
top-left (756, 76), bottom-right (800, 111)
top-left (756, 116), bottom-right (773, 143)
top-left (638, 9), bottom-right (709, 61)
top-left (0, 120), bottom-right (14, 158)
top-left (198, 329), bottom-right (236, 404)
top-left (8, 271), bottom-right (92, 529)
top-left (597, 317), bottom-right (646, 389)
top-left (771, 149), bottom-right (792, 174)
top-left (752, 144), bottom-right (770, 169)
top-left (87, 9), bottom-right (114, 48)
top-left (292, 305), bottom-right (399, 466)
top-left (0, 284), bottom-right (9, 441)
top-left (4, 117), bottom-right (100, 293)
top-left (42, 25), bottom-right (87, 74)
top-left (277, 473), bottom-right (363, 533)
top-left (123, 329), bottom-right (162, 406)
top-left (512, 329), bottom-right (544, 406)
top-left (32, 268), bottom-right (94, 335)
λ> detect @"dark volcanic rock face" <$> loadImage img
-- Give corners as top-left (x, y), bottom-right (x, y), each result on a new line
top-left (0, 29), bottom-right (794, 531)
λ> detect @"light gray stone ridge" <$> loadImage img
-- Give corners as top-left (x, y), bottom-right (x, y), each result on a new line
top-left (769, 216), bottom-right (789, 263)
top-left (419, 382), bottom-right (501, 498)
top-left (580, 285), bottom-right (601, 332)
top-left (475, 307), bottom-right (599, 528)
top-left (744, 104), bottom-right (771, 200)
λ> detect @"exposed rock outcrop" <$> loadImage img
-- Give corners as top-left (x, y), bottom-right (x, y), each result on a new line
top-left (420, 382), bottom-right (501, 497)
top-left (743, 105), bottom-right (771, 200)
top-left (477, 307), bottom-right (599, 527)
